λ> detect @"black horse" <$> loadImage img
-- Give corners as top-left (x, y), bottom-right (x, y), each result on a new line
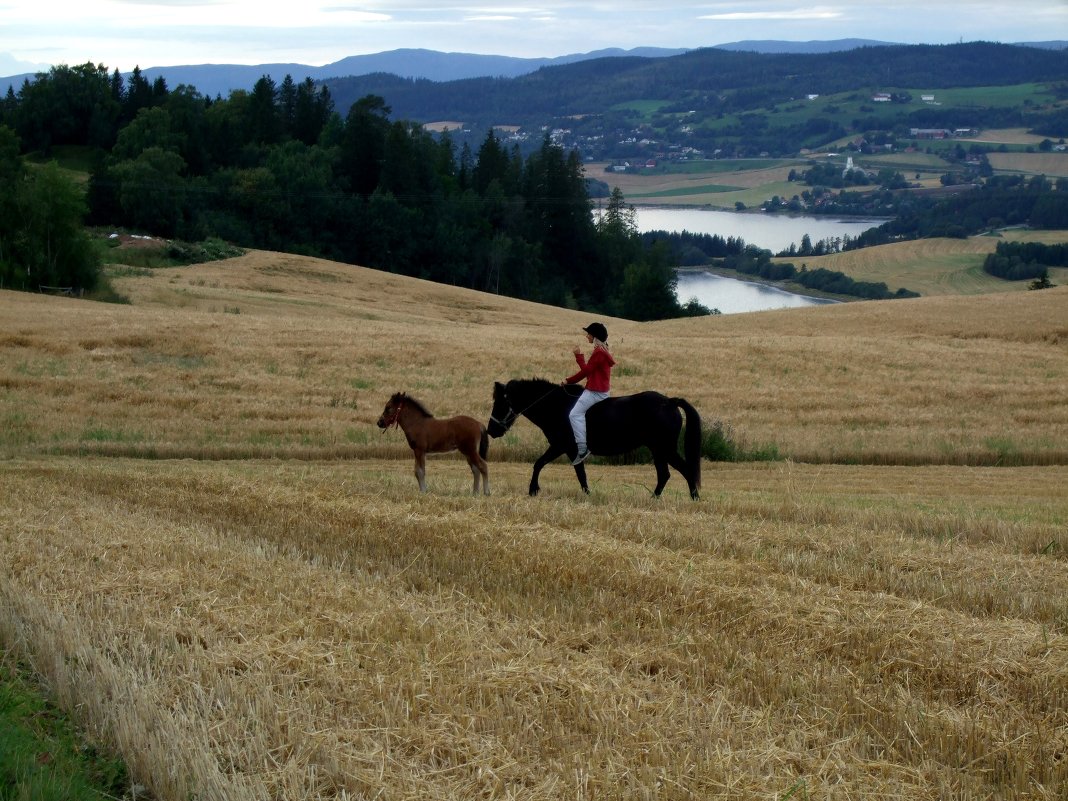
top-left (488, 378), bottom-right (702, 499)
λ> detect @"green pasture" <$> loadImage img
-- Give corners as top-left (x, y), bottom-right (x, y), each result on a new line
top-left (629, 180), bottom-right (798, 207)
top-left (910, 83), bottom-right (1059, 108)
top-left (25, 144), bottom-right (97, 172)
top-left (626, 183), bottom-right (741, 198)
top-left (609, 99), bottom-right (671, 119)
top-left (24, 145), bottom-right (94, 185)
top-left (852, 151), bottom-right (948, 170)
top-left (694, 83), bottom-right (1064, 148)
top-left (854, 256), bottom-right (1024, 296)
top-left (621, 159), bottom-right (802, 181)
top-left (658, 158), bottom-right (799, 175)
top-left (0, 660), bottom-right (131, 800)
top-left (785, 247), bottom-right (1068, 297)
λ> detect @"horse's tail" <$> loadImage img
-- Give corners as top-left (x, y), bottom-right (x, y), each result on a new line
top-left (479, 425), bottom-right (490, 461)
top-left (673, 398), bottom-right (702, 494)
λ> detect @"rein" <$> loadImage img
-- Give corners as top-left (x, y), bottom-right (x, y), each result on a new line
top-left (494, 384), bottom-right (577, 431)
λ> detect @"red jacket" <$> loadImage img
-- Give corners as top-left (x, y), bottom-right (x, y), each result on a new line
top-left (566, 345), bottom-right (616, 392)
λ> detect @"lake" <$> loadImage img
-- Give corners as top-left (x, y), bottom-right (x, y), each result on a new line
top-left (632, 207), bottom-right (886, 314)
top-left (634, 207), bottom-right (886, 254)
top-left (675, 271), bottom-right (839, 315)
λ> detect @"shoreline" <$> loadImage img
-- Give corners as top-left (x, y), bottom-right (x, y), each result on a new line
top-left (675, 264), bottom-right (856, 303)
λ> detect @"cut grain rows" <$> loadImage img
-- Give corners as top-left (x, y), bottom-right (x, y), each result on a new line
top-left (2, 459), bottom-right (1065, 799)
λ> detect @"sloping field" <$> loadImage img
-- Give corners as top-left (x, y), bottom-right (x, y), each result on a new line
top-left (959, 128), bottom-right (1054, 146)
top-left (987, 152), bottom-right (1068, 178)
top-left (588, 161), bottom-right (799, 207)
top-left (1, 253), bottom-right (1067, 799)
top-left (3, 249), bottom-right (1067, 465)
top-left (777, 231), bottom-right (1068, 296)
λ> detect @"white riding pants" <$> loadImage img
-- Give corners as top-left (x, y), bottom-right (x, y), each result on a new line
top-left (568, 389), bottom-right (608, 450)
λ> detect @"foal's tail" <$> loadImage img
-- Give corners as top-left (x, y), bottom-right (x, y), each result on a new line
top-left (673, 398), bottom-right (702, 497)
top-left (479, 425), bottom-right (490, 461)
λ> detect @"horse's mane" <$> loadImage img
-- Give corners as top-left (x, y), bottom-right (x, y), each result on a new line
top-left (518, 377), bottom-right (556, 391)
top-left (507, 377), bottom-right (579, 404)
top-left (508, 377), bottom-right (566, 395)
top-left (395, 392), bottom-right (434, 418)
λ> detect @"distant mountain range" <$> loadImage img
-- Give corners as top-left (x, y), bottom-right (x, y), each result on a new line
top-left (2, 46), bottom-right (690, 97)
top-left (313, 41), bottom-right (1068, 130)
top-left (5, 39), bottom-right (1065, 98)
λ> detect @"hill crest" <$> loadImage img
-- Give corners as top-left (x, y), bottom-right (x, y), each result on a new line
top-left (4, 39), bottom-right (1065, 97)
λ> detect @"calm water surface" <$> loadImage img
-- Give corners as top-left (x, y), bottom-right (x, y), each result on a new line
top-left (676, 271), bottom-right (838, 315)
top-left (633, 207), bottom-right (886, 314)
top-left (634, 207), bottom-right (885, 254)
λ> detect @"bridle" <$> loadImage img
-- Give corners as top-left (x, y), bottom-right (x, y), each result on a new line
top-left (489, 406), bottom-right (519, 432)
top-left (380, 398), bottom-right (403, 430)
top-left (491, 384), bottom-right (578, 433)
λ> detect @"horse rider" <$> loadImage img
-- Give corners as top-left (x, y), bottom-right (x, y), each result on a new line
top-left (561, 322), bottom-right (616, 465)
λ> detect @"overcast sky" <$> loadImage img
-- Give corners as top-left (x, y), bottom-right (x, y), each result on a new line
top-left (3, 1), bottom-right (1067, 76)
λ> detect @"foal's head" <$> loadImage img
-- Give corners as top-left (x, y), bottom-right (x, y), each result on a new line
top-left (376, 392), bottom-right (407, 429)
top-left (376, 392), bottom-right (432, 429)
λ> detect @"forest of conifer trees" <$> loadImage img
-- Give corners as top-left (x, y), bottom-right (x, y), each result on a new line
top-left (0, 64), bottom-right (694, 319)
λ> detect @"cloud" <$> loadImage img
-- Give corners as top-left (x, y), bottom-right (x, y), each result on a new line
top-left (318, 9), bottom-right (393, 23)
top-left (463, 7), bottom-right (559, 24)
top-left (699, 6), bottom-right (843, 21)
top-left (463, 6), bottom-right (545, 11)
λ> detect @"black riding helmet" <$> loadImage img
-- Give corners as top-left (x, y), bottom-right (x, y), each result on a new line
top-left (583, 322), bottom-right (608, 342)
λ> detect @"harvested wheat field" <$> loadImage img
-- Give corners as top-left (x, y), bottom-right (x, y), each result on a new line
top-left (3, 249), bottom-right (1067, 465)
top-left (958, 129), bottom-right (1051, 147)
top-left (586, 161), bottom-right (799, 206)
top-left (987, 152), bottom-right (1068, 179)
top-left (1, 250), bottom-right (1067, 799)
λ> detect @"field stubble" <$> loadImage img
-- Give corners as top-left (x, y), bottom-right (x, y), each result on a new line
top-left (1, 250), bottom-right (1067, 799)
top-left (1, 458), bottom-right (1066, 799)
top-left (1, 250), bottom-right (1066, 466)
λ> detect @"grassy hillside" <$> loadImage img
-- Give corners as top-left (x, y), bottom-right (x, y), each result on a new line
top-left (1, 252), bottom-right (1067, 800)
top-left (588, 160), bottom-right (803, 207)
top-left (773, 229), bottom-right (1068, 296)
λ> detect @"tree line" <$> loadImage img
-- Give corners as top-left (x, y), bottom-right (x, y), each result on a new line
top-left (0, 125), bottom-right (98, 292)
top-left (1, 64), bottom-right (703, 319)
top-left (845, 175), bottom-right (1068, 248)
top-left (983, 240), bottom-right (1068, 281)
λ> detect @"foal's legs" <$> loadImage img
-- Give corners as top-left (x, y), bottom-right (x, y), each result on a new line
top-left (467, 457), bottom-right (490, 496)
top-left (461, 443), bottom-right (490, 495)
